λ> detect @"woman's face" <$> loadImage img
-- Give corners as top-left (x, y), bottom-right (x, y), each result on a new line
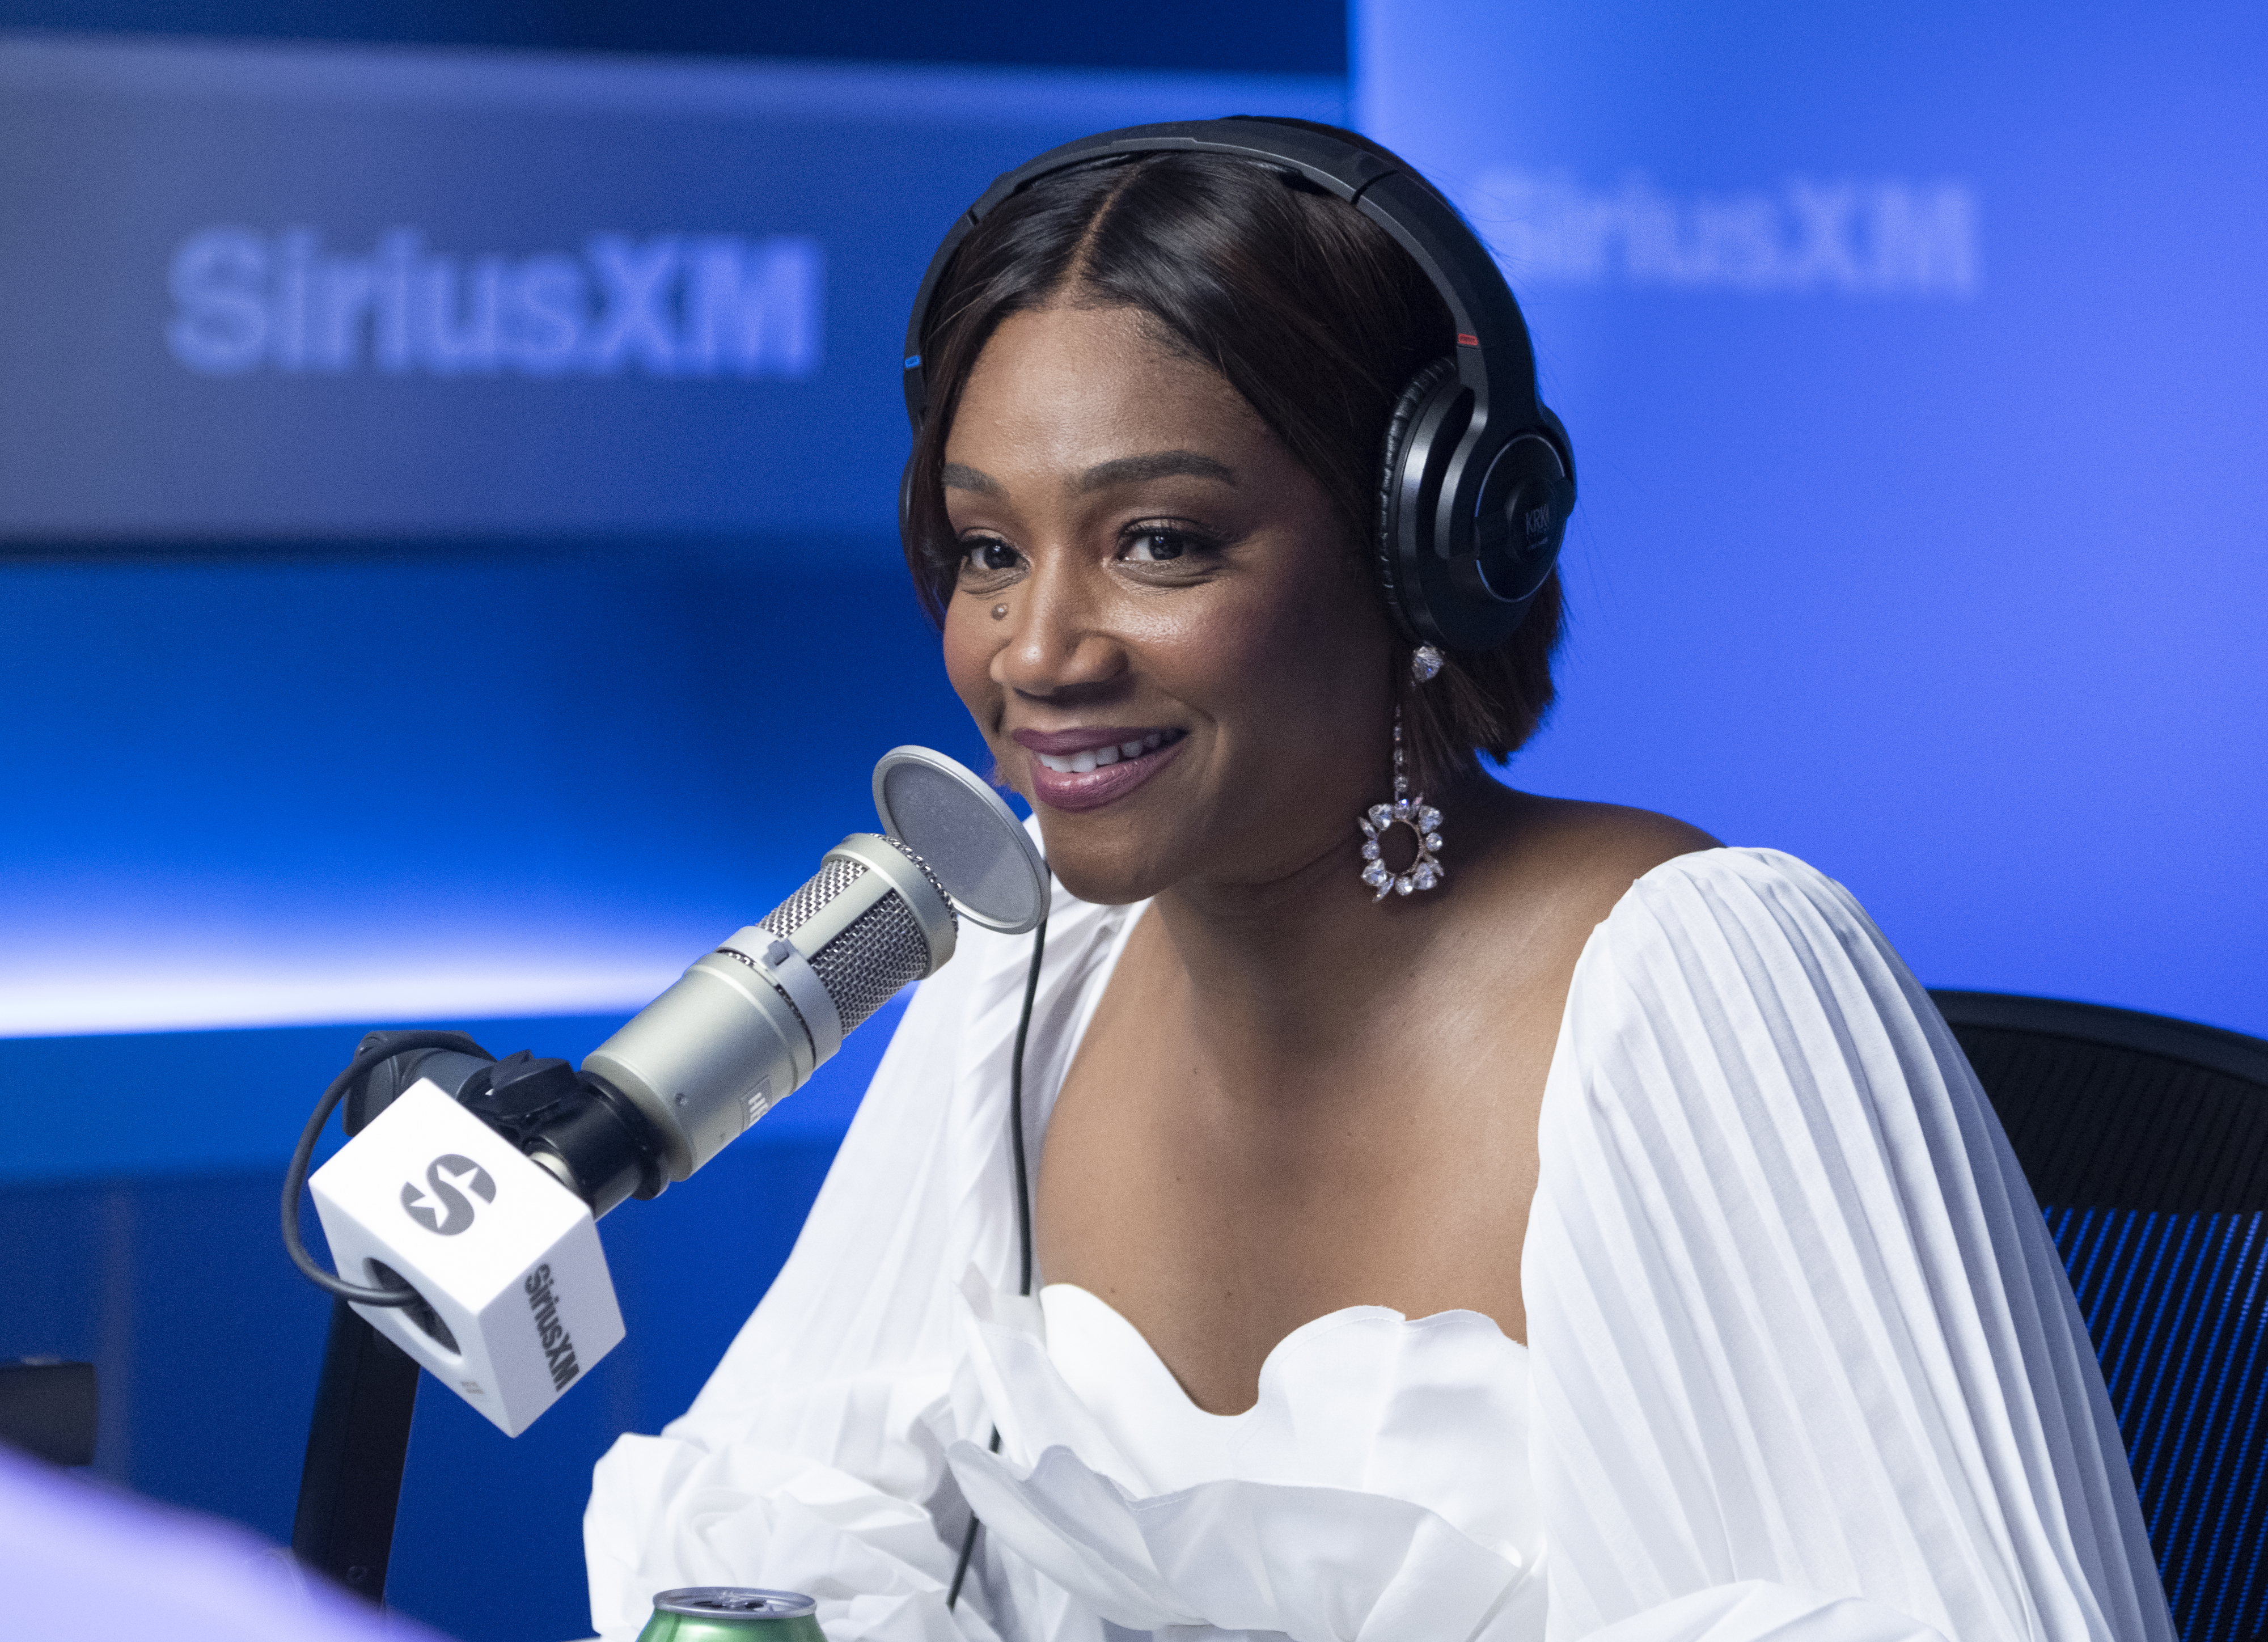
top-left (941, 301), bottom-right (1397, 907)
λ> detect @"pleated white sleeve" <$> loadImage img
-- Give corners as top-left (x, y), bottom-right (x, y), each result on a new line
top-left (582, 881), bottom-right (1137, 1642)
top-left (1525, 848), bottom-right (2173, 1641)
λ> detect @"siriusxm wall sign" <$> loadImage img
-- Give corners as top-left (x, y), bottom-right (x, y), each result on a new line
top-left (167, 228), bottom-right (822, 379)
top-left (0, 36), bottom-right (1341, 541)
top-left (1469, 171), bottom-right (1977, 297)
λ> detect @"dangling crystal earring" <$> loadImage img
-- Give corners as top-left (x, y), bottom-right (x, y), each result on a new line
top-left (1356, 649), bottom-right (1447, 902)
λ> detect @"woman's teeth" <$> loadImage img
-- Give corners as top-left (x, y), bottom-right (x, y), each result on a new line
top-left (1033, 730), bottom-right (1175, 775)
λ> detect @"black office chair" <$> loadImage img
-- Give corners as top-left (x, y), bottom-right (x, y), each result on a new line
top-left (1933, 991), bottom-right (2268, 1642)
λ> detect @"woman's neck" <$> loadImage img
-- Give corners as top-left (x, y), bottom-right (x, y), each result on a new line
top-left (1136, 769), bottom-right (1521, 1096)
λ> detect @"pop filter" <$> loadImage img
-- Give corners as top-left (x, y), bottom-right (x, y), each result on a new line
top-left (872, 747), bottom-right (1048, 933)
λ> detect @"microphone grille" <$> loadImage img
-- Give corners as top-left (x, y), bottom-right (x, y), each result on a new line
top-left (752, 843), bottom-right (949, 1034)
top-left (810, 894), bottom-right (933, 1031)
top-left (759, 857), bottom-right (867, 937)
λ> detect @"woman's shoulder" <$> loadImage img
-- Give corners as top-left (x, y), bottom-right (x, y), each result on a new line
top-left (1495, 790), bottom-right (1720, 895)
top-left (1533, 823), bottom-right (1936, 1114)
top-left (1456, 789), bottom-right (1719, 953)
top-left (1458, 792), bottom-right (1903, 1050)
top-left (1474, 789), bottom-right (1874, 940)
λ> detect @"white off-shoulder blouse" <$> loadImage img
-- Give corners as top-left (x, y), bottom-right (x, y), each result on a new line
top-left (582, 848), bottom-right (2175, 1642)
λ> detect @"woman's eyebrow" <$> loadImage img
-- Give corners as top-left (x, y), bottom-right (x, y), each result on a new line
top-left (941, 462), bottom-right (1005, 496)
top-left (1076, 450), bottom-right (1236, 492)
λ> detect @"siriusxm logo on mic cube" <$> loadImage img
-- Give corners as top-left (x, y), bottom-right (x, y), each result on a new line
top-left (310, 1080), bottom-right (625, 1436)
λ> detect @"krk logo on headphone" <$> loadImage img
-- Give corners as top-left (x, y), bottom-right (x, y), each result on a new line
top-left (401, 1154), bottom-right (497, 1236)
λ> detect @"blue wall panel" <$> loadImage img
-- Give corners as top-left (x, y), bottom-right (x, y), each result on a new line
top-left (0, 38), bottom-right (1340, 541)
top-left (0, 552), bottom-right (977, 1050)
top-left (1357, 0), bottom-right (2267, 1038)
top-left (0, 35), bottom-right (1340, 1052)
top-left (0, 1), bottom-right (1346, 75)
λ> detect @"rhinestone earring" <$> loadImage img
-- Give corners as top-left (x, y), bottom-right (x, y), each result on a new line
top-left (1356, 658), bottom-right (1446, 901)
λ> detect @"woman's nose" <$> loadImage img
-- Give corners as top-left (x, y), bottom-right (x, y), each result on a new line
top-left (995, 558), bottom-right (1125, 700)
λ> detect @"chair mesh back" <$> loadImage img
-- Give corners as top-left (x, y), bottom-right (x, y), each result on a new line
top-left (1941, 996), bottom-right (2268, 1642)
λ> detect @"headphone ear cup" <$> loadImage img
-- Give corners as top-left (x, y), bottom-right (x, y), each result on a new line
top-left (1374, 356), bottom-right (1461, 646)
top-left (1465, 431), bottom-right (1569, 608)
top-left (1379, 356), bottom-right (1574, 653)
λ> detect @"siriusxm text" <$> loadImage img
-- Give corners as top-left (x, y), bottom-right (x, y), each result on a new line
top-left (1471, 172), bottom-right (1979, 297)
top-left (167, 228), bottom-right (824, 379)
top-left (524, 1262), bottom-right (580, 1391)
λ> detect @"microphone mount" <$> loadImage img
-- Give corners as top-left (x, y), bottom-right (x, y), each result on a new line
top-left (275, 744), bottom-right (1051, 1602)
top-left (343, 1036), bottom-right (672, 1220)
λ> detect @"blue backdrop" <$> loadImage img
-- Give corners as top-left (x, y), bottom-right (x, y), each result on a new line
top-left (0, 37), bottom-right (1341, 1051)
top-left (1359, 0), bottom-right (2266, 1040)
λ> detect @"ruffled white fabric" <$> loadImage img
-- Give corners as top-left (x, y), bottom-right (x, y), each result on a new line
top-left (585, 846), bottom-right (2173, 1642)
top-left (586, 867), bottom-right (1139, 1642)
top-left (943, 1273), bottom-right (1547, 1642)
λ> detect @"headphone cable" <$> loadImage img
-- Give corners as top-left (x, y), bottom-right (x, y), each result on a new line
top-left (947, 902), bottom-right (1048, 1611)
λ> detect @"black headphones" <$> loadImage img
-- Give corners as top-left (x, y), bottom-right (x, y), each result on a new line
top-left (899, 117), bottom-right (1575, 654)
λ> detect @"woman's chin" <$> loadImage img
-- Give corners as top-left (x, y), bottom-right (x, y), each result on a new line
top-left (1032, 833), bottom-right (1185, 911)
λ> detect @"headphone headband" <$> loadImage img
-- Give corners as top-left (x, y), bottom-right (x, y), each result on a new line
top-left (901, 118), bottom-right (1540, 433)
top-left (900, 117), bottom-right (1573, 653)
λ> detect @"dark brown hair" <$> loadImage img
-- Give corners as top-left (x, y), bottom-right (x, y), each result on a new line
top-left (902, 128), bottom-right (1564, 790)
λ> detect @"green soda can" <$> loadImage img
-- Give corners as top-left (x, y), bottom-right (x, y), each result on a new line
top-left (637, 1588), bottom-right (826, 1642)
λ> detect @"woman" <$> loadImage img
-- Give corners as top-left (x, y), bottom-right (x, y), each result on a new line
top-left (585, 125), bottom-right (2170, 1642)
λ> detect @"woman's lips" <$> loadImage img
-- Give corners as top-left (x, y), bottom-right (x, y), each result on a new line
top-left (1013, 727), bottom-right (1188, 813)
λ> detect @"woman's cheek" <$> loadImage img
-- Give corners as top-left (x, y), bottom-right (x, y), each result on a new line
top-left (941, 604), bottom-right (1035, 804)
top-left (941, 600), bottom-right (997, 716)
top-left (1176, 585), bottom-right (1328, 710)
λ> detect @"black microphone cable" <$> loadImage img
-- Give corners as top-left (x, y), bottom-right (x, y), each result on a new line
top-left (947, 901), bottom-right (1048, 1613)
top-left (280, 1029), bottom-right (494, 1306)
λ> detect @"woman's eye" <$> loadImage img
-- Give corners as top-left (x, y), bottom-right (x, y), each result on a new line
top-left (960, 539), bottom-right (1021, 574)
top-left (1123, 529), bottom-right (1192, 563)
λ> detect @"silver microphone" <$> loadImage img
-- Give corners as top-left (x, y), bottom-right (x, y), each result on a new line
top-left (582, 831), bottom-right (955, 1183)
top-left (579, 745), bottom-right (1048, 1188)
top-left (304, 746), bottom-right (1047, 1434)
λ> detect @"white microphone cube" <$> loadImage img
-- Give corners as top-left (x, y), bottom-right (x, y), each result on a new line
top-left (309, 1080), bottom-right (625, 1436)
